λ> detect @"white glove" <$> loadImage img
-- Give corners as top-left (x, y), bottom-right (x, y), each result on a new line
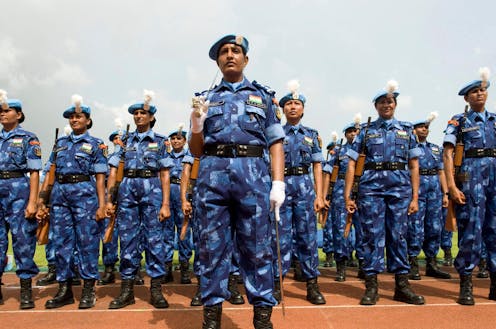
top-left (190, 97), bottom-right (209, 134)
top-left (270, 180), bottom-right (286, 214)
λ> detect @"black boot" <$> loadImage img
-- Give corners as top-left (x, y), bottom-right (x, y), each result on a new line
top-left (227, 273), bottom-right (245, 305)
top-left (293, 259), bottom-right (305, 282)
top-left (150, 277), bottom-right (169, 308)
top-left (253, 306), bottom-right (273, 329)
top-left (335, 260), bottom-right (346, 282)
top-left (180, 261), bottom-right (192, 284)
top-left (393, 274), bottom-right (425, 305)
top-left (425, 257), bottom-right (451, 279)
top-left (36, 264), bottom-right (57, 286)
top-left (45, 281), bottom-right (75, 309)
top-left (443, 248), bottom-right (453, 266)
top-left (357, 259), bottom-right (365, 280)
top-left (161, 262), bottom-right (174, 284)
top-left (489, 272), bottom-right (496, 300)
top-left (273, 278), bottom-right (281, 303)
top-left (408, 256), bottom-right (421, 280)
top-left (134, 270), bottom-right (144, 285)
top-left (98, 264), bottom-right (116, 285)
top-left (109, 279), bottom-right (135, 309)
top-left (306, 277), bottom-right (326, 304)
top-left (323, 252), bottom-right (334, 267)
top-left (20, 278), bottom-right (34, 309)
top-left (71, 267), bottom-right (82, 286)
top-left (458, 274), bottom-right (475, 305)
top-left (477, 258), bottom-right (489, 278)
top-left (79, 279), bottom-right (96, 309)
top-left (360, 274), bottom-right (378, 305)
top-left (203, 303), bottom-right (222, 329)
top-left (347, 253), bottom-right (358, 268)
top-left (191, 276), bottom-right (202, 306)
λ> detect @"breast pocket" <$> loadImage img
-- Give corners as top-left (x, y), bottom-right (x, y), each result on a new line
top-left (239, 106), bottom-right (266, 137)
top-left (299, 143), bottom-right (312, 165)
top-left (75, 152), bottom-right (92, 173)
top-left (204, 105), bottom-right (225, 135)
top-left (465, 129), bottom-right (483, 149)
top-left (143, 151), bottom-right (159, 169)
top-left (395, 138), bottom-right (409, 159)
top-left (367, 137), bottom-right (384, 159)
top-left (9, 148), bottom-right (25, 167)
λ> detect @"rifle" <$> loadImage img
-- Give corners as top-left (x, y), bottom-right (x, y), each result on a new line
top-left (344, 117), bottom-right (371, 238)
top-left (104, 124), bottom-right (130, 243)
top-left (180, 157), bottom-right (200, 241)
top-left (321, 138), bottom-right (344, 226)
top-left (445, 105), bottom-right (468, 232)
top-left (36, 128), bottom-right (59, 245)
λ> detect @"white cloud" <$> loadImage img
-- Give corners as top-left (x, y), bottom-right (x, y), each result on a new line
top-left (33, 61), bottom-right (91, 87)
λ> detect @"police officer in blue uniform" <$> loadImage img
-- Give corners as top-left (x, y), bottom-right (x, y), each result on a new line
top-left (407, 113), bottom-right (451, 280)
top-left (37, 95), bottom-right (107, 309)
top-left (443, 67), bottom-right (496, 305)
top-left (0, 91), bottom-right (41, 309)
top-left (106, 91), bottom-right (172, 309)
top-left (344, 81), bottom-right (425, 305)
top-left (271, 80), bottom-right (326, 305)
top-left (97, 130), bottom-right (122, 286)
top-left (163, 125), bottom-right (194, 284)
top-left (189, 35), bottom-right (285, 329)
top-left (322, 137), bottom-right (337, 268)
top-left (323, 121), bottom-right (360, 282)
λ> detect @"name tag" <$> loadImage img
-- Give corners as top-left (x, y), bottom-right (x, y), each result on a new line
top-left (462, 126), bottom-right (480, 133)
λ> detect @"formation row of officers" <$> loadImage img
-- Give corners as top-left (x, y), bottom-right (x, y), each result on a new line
top-left (1, 34), bottom-right (496, 329)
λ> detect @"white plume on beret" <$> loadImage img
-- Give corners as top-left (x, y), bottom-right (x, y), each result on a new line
top-left (114, 117), bottom-right (123, 130)
top-left (178, 122), bottom-right (184, 132)
top-left (427, 111), bottom-right (438, 123)
top-left (480, 67), bottom-right (490, 82)
top-left (0, 89), bottom-right (7, 104)
top-left (71, 94), bottom-right (83, 107)
top-left (330, 131), bottom-right (338, 143)
top-left (353, 112), bottom-right (362, 126)
top-left (63, 124), bottom-right (72, 136)
top-left (287, 79), bottom-right (300, 99)
top-left (386, 80), bottom-right (399, 94)
top-left (143, 90), bottom-right (155, 105)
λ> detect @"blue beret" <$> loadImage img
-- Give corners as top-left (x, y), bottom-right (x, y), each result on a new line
top-left (128, 103), bottom-right (157, 114)
top-left (412, 120), bottom-right (430, 127)
top-left (3, 99), bottom-right (22, 110)
top-left (168, 130), bottom-right (187, 138)
top-left (458, 80), bottom-right (490, 96)
top-left (279, 93), bottom-right (306, 108)
top-left (108, 130), bottom-right (122, 142)
top-left (63, 104), bottom-right (91, 118)
top-left (209, 35), bottom-right (249, 60)
top-left (372, 91), bottom-right (399, 103)
top-left (342, 122), bottom-right (360, 133)
top-left (326, 141), bottom-right (336, 150)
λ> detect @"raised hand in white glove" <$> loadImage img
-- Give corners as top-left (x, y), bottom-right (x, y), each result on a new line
top-left (190, 96), bottom-right (209, 134)
top-left (270, 180), bottom-right (286, 213)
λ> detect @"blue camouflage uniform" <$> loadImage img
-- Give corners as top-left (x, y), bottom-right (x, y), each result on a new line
top-left (273, 123), bottom-right (323, 279)
top-left (347, 118), bottom-right (421, 275)
top-left (49, 132), bottom-right (107, 281)
top-left (108, 129), bottom-right (172, 280)
top-left (194, 77), bottom-right (284, 307)
top-left (407, 142), bottom-right (444, 259)
top-left (322, 145), bottom-right (336, 256)
top-left (0, 126), bottom-right (42, 279)
top-left (443, 109), bottom-right (496, 275)
top-left (164, 148), bottom-right (194, 264)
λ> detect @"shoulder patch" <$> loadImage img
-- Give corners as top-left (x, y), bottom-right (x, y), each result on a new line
top-left (30, 140), bottom-right (40, 146)
top-left (448, 119), bottom-right (459, 126)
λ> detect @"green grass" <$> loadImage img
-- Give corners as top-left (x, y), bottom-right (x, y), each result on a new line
top-left (6, 231), bottom-right (458, 272)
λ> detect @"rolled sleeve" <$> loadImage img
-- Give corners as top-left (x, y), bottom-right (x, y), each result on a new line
top-left (27, 158), bottom-right (42, 171)
top-left (346, 148), bottom-right (359, 161)
top-left (312, 152), bottom-right (324, 163)
top-left (322, 162), bottom-right (332, 173)
top-left (409, 147), bottom-right (422, 159)
top-left (94, 163), bottom-right (108, 174)
top-left (182, 154), bottom-right (194, 165)
top-left (160, 157), bottom-right (174, 169)
top-left (443, 134), bottom-right (456, 146)
top-left (265, 123), bottom-right (285, 146)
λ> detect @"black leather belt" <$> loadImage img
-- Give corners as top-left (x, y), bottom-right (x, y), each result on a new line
top-left (284, 166), bottom-right (309, 176)
top-left (419, 168), bottom-right (438, 175)
top-left (364, 162), bottom-right (407, 170)
top-left (0, 171), bottom-right (24, 179)
top-left (465, 148), bottom-right (496, 158)
top-left (170, 177), bottom-right (181, 184)
top-left (124, 169), bottom-right (157, 178)
top-left (56, 174), bottom-right (90, 184)
top-left (338, 173), bottom-right (346, 179)
top-left (204, 144), bottom-right (264, 158)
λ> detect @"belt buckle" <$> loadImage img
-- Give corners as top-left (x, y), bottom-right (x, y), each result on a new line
top-left (127, 169), bottom-right (136, 177)
top-left (236, 144), bottom-right (248, 156)
top-left (477, 149), bottom-right (485, 156)
top-left (216, 144), bottom-right (226, 157)
top-left (297, 167), bottom-right (303, 175)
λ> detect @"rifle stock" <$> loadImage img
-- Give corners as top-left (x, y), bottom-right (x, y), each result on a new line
top-left (104, 124), bottom-right (130, 243)
top-left (36, 128), bottom-right (59, 245)
top-left (180, 158), bottom-right (200, 240)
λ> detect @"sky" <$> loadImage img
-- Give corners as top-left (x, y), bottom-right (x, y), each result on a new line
top-left (1, 0), bottom-right (495, 160)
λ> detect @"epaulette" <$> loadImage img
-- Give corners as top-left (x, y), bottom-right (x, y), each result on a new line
top-left (399, 121), bottom-right (413, 128)
top-left (154, 132), bottom-right (167, 140)
top-left (194, 85), bottom-right (218, 97)
top-left (252, 80), bottom-right (276, 96)
top-left (302, 125), bottom-right (318, 135)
